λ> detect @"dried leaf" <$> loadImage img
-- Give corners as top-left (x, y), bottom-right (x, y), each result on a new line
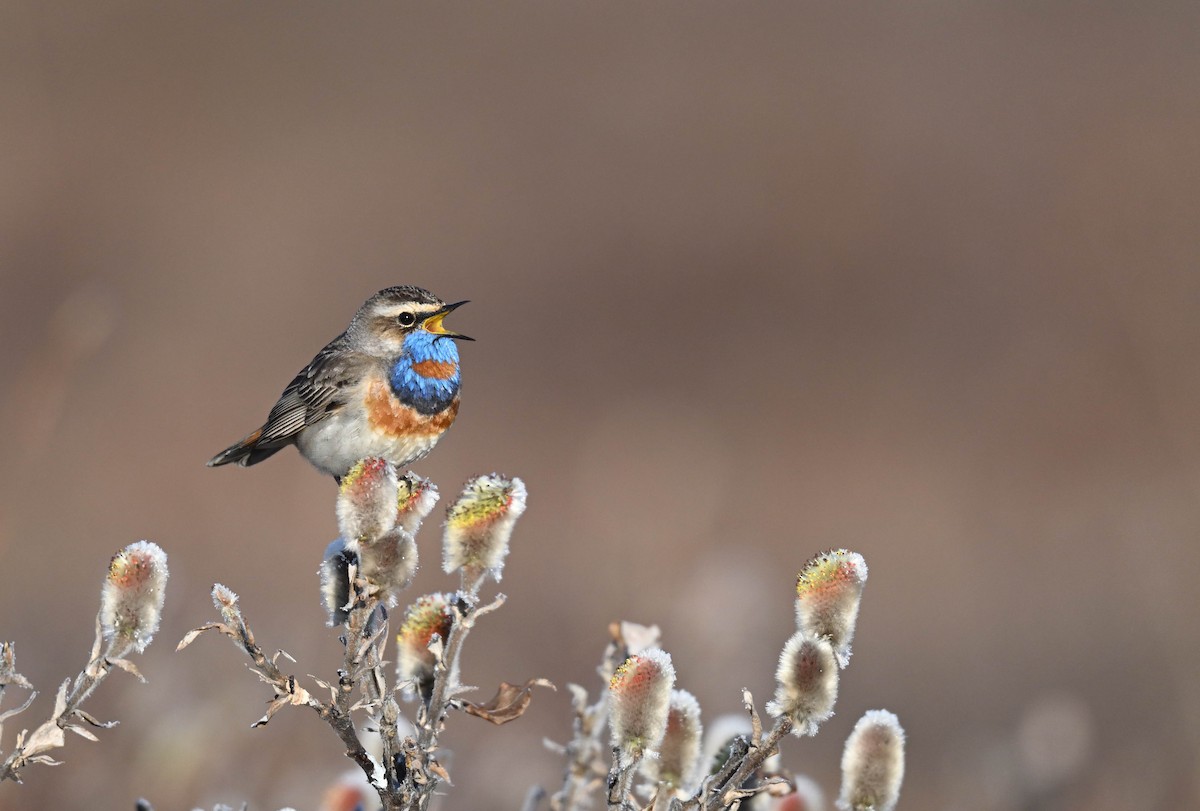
top-left (109, 658), bottom-right (146, 683)
top-left (609, 621), bottom-right (660, 656)
top-left (474, 593), bottom-right (508, 617)
top-left (176, 623), bottom-right (231, 651)
top-left (742, 688), bottom-right (762, 741)
top-left (251, 695), bottom-right (292, 728)
top-left (428, 759), bottom-right (452, 784)
top-left (309, 675), bottom-right (337, 702)
top-left (463, 678), bottom-right (555, 726)
top-left (23, 719), bottom-right (66, 754)
top-left (761, 777), bottom-right (793, 797)
top-left (27, 754), bottom-right (63, 767)
top-left (51, 680), bottom-right (69, 719)
top-left (350, 697), bottom-right (382, 714)
top-left (0, 690), bottom-right (37, 723)
top-left (66, 724), bottom-right (100, 742)
top-left (250, 681), bottom-right (314, 727)
top-left (71, 709), bottom-right (119, 729)
top-left (0, 642), bottom-right (33, 690)
top-left (566, 683), bottom-right (589, 713)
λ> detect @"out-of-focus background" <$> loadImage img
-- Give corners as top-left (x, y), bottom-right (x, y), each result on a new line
top-left (2, 3), bottom-right (1198, 810)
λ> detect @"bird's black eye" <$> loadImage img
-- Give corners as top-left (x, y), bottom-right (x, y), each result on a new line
top-left (397, 312), bottom-right (417, 327)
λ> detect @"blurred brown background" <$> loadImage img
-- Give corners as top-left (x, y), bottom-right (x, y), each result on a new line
top-left (2, 3), bottom-right (1198, 810)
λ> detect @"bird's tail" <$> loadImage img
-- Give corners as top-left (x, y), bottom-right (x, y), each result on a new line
top-left (206, 428), bottom-right (285, 468)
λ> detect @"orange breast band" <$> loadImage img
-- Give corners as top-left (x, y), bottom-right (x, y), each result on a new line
top-left (365, 380), bottom-right (459, 438)
top-left (410, 359), bottom-right (458, 380)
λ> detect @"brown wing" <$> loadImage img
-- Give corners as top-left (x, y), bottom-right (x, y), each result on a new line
top-left (207, 337), bottom-right (375, 467)
top-left (256, 341), bottom-right (373, 446)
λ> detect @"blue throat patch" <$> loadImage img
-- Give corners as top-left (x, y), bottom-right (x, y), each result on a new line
top-left (389, 331), bottom-right (461, 416)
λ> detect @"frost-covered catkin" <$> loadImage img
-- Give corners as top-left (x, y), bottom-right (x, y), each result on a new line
top-left (337, 458), bottom-right (400, 543)
top-left (795, 550), bottom-right (868, 668)
top-left (766, 632), bottom-right (839, 737)
top-left (100, 540), bottom-right (168, 653)
top-left (837, 710), bottom-right (905, 811)
top-left (211, 583), bottom-right (241, 627)
top-left (396, 593), bottom-right (453, 698)
top-left (442, 474), bottom-right (527, 591)
top-left (609, 648), bottom-right (676, 763)
top-left (395, 473), bottom-right (439, 537)
top-left (646, 689), bottom-right (704, 792)
top-left (319, 538), bottom-right (355, 626)
top-left (358, 528), bottom-right (418, 605)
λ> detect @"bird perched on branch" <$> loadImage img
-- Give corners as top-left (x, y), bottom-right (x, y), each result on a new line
top-left (208, 286), bottom-right (472, 481)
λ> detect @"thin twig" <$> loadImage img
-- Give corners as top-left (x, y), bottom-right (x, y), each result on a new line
top-left (522, 784), bottom-right (548, 811)
top-left (179, 591), bottom-right (380, 790)
top-left (550, 686), bottom-right (610, 811)
top-left (405, 592), bottom-right (506, 810)
top-left (698, 718), bottom-right (792, 811)
top-left (605, 748), bottom-right (643, 811)
top-left (0, 616), bottom-right (133, 783)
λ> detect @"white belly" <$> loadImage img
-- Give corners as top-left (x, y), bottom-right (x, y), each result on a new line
top-left (296, 410), bottom-right (441, 478)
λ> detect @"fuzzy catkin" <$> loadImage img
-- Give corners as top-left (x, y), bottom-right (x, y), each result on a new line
top-left (395, 473), bottom-right (439, 536)
top-left (100, 540), bottom-right (169, 653)
top-left (795, 550), bottom-right (868, 668)
top-left (319, 538), bottom-right (355, 626)
top-left (442, 474), bottom-right (527, 586)
top-left (337, 457), bottom-right (400, 543)
top-left (396, 593), bottom-right (454, 696)
top-left (767, 632), bottom-right (839, 737)
top-left (647, 689), bottom-right (704, 792)
top-left (609, 648), bottom-right (676, 763)
top-left (837, 710), bottom-right (905, 811)
top-left (358, 527), bottom-right (418, 605)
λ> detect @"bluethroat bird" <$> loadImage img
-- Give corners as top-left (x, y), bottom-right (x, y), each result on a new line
top-left (207, 286), bottom-right (472, 481)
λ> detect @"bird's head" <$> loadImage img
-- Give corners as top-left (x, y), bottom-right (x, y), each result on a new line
top-left (352, 286), bottom-right (473, 356)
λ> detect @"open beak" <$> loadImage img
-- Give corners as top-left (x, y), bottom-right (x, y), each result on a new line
top-left (422, 300), bottom-right (474, 341)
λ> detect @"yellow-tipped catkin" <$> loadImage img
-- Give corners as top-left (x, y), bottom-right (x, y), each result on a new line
top-left (396, 593), bottom-right (454, 695)
top-left (396, 473), bottom-right (439, 537)
top-left (608, 647), bottom-right (676, 763)
top-left (795, 550), bottom-right (868, 668)
top-left (646, 688), bottom-right (704, 793)
top-left (358, 528), bottom-right (418, 605)
top-left (442, 474), bottom-right (527, 587)
top-left (837, 710), bottom-right (905, 811)
top-left (766, 631), bottom-right (839, 737)
top-left (100, 540), bottom-right (169, 653)
top-left (337, 457), bottom-right (400, 543)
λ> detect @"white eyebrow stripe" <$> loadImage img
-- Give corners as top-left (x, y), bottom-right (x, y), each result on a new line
top-left (376, 304), bottom-right (442, 319)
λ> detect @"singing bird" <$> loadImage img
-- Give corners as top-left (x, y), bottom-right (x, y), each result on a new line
top-left (207, 286), bottom-right (472, 480)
